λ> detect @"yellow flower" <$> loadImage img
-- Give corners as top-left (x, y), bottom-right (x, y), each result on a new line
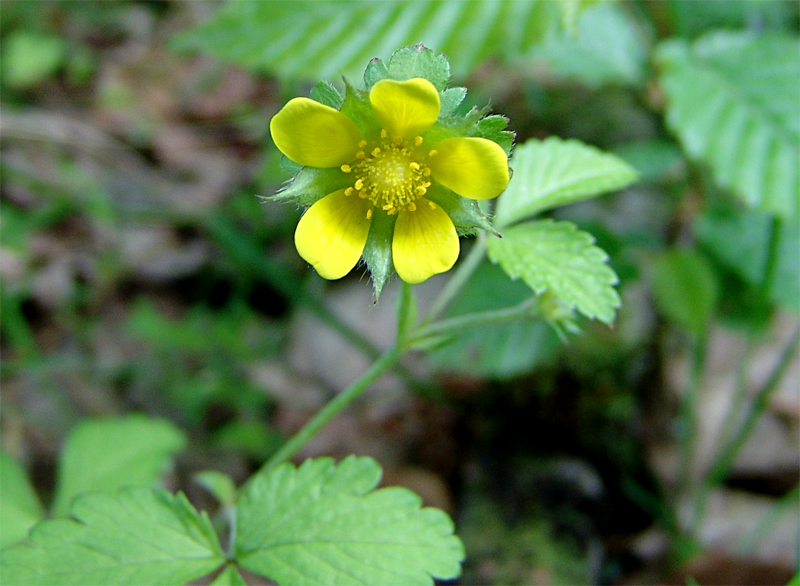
top-left (270, 78), bottom-right (509, 284)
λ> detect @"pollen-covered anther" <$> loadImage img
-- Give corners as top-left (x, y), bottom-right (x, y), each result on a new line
top-left (344, 187), bottom-right (354, 196)
top-left (428, 150), bottom-right (438, 158)
top-left (341, 164), bottom-right (352, 173)
top-left (371, 147), bottom-right (381, 157)
top-left (408, 202), bottom-right (417, 211)
top-left (380, 129), bottom-right (388, 139)
top-left (355, 178), bottom-right (364, 190)
top-left (414, 136), bottom-right (423, 146)
top-left (410, 162), bottom-right (420, 172)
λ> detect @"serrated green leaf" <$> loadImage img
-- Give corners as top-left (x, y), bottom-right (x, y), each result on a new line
top-left (533, 2), bottom-right (648, 87)
top-left (1, 488), bottom-right (224, 585)
top-left (652, 248), bottom-right (719, 336)
top-left (362, 207), bottom-right (397, 299)
top-left (0, 452), bottom-right (44, 548)
top-left (695, 208), bottom-right (799, 314)
top-left (236, 456), bottom-right (464, 586)
top-left (488, 220), bottom-right (620, 323)
top-left (426, 261), bottom-right (561, 378)
top-left (656, 33), bottom-right (800, 220)
top-left (170, 0), bottom-right (570, 80)
top-left (495, 138), bottom-right (638, 228)
top-left (51, 415), bottom-right (187, 517)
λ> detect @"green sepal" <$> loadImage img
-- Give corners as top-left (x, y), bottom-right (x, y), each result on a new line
top-left (340, 79), bottom-right (381, 139)
top-left (210, 565), bottom-right (248, 586)
top-left (309, 80), bottom-right (343, 109)
top-left (428, 186), bottom-right (496, 236)
top-left (469, 115), bottom-right (515, 156)
top-left (385, 44), bottom-right (450, 91)
top-left (268, 167), bottom-right (349, 207)
top-left (362, 209), bottom-right (397, 299)
top-left (364, 57), bottom-right (389, 90)
top-left (439, 87), bottom-right (468, 116)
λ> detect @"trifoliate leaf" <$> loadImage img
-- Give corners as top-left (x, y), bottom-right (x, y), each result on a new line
top-left (652, 248), bottom-right (719, 337)
top-left (0, 453), bottom-right (44, 548)
top-left (236, 456), bottom-right (464, 586)
top-left (51, 415), bottom-right (187, 517)
top-left (494, 138), bottom-right (638, 228)
top-left (1, 488), bottom-right (224, 585)
top-left (426, 261), bottom-right (561, 379)
top-left (171, 1), bottom-right (577, 80)
top-left (488, 220), bottom-right (620, 323)
top-left (656, 33), bottom-right (800, 220)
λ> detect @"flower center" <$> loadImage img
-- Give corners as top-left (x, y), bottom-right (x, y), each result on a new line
top-left (341, 129), bottom-right (436, 218)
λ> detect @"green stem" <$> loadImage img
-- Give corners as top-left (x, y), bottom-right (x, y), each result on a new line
top-left (676, 333), bottom-right (707, 531)
top-left (257, 344), bottom-right (404, 476)
top-left (409, 297), bottom-right (538, 346)
top-left (422, 233), bottom-right (487, 325)
top-left (706, 324), bottom-right (799, 488)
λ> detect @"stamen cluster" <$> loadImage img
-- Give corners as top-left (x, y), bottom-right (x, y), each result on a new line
top-left (341, 129), bottom-right (437, 218)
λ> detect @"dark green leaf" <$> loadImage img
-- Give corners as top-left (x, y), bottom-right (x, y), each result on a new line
top-left (652, 248), bottom-right (719, 336)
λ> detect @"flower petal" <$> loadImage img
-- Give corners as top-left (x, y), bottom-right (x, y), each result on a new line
top-left (270, 98), bottom-right (363, 168)
top-left (294, 189), bottom-right (372, 280)
top-left (428, 137), bottom-right (510, 200)
top-left (369, 78), bottom-right (440, 139)
top-left (392, 198), bottom-right (459, 284)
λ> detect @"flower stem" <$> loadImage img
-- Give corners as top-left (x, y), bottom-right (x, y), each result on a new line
top-left (257, 343), bottom-right (404, 476)
top-left (422, 233), bottom-right (488, 325)
top-left (409, 297), bottom-right (538, 346)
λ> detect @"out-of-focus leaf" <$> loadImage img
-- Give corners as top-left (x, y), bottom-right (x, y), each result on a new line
top-left (495, 138), bottom-right (638, 228)
top-left (2, 31), bottom-right (65, 88)
top-left (657, 32), bottom-right (800, 219)
top-left (51, 416), bottom-right (187, 517)
top-left (488, 220), bottom-right (621, 323)
top-left (171, 0), bottom-right (583, 80)
top-left (0, 453), bottom-right (44, 548)
top-left (532, 2), bottom-right (649, 87)
top-left (612, 140), bottom-right (686, 183)
top-left (652, 248), bottom-right (719, 336)
top-left (236, 456), bottom-right (464, 585)
top-left (696, 208), bottom-right (799, 314)
top-left (669, 0), bottom-right (797, 39)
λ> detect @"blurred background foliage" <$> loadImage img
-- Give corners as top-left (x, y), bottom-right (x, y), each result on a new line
top-left (1, 1), bottom-right (798, 584)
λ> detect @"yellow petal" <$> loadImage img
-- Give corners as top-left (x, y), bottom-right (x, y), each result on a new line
top-left (392, 198), bottom-right (459, 284)
top-left (295, 190), bottom-right (372, 280)
top-left (428, 137), bottom-right (509, 200)
top-left (270, 98), bottom-right (363, 168)
top-left (369, 78), bottom-right (440, 139)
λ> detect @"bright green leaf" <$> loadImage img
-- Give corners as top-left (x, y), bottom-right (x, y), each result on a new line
top-left (236, 456), bottom-right (464, 586)
top-left (170, 0), bottom-right (574, 80)
top-left (2, 31), bottom-right (65, 88)
top-left (656, 33), bottom-right (800, 220)
top-left (426, 261), bottom-right (561, 379)
top-left (495, 137), bottom-right (638, 228)
top-left (488, 220), bottom-right (621, 323)
top-left (0, 452), bottom-right (44, 548)
top-left (1, 488), bottom-right (224, 585)
top-left (51, 415), bottom-right (187, 517)
top-left (652, 248), bottom-right (719, 336)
